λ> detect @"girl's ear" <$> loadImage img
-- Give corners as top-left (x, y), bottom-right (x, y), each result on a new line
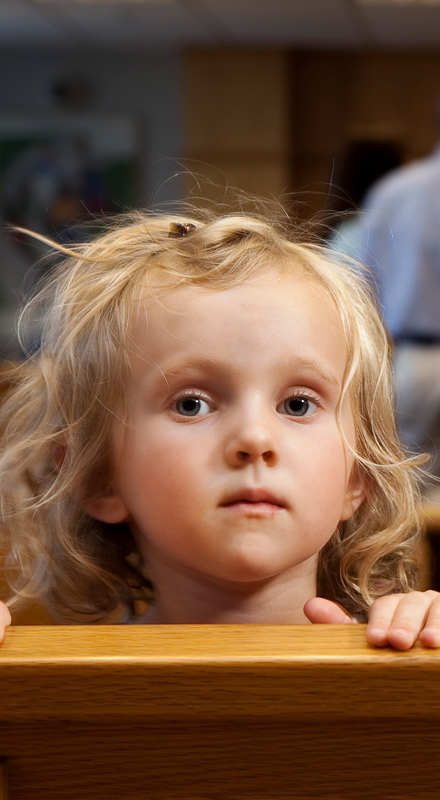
top-left (82, 491), bottom-right (129, 524)
top-left (53, 440), bottom-right (129, 524)
top-left (339, 467), bottom-right (368, 521)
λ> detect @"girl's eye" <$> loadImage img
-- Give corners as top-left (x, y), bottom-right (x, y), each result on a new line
top-left (174, 396), bottom-right (211, 417)
top-left (279, 396), bottom-right (317, 417)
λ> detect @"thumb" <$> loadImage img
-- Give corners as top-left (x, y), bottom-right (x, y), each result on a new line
top-left (0, 602), bottom-right (11, 643)
top-left (304, 597), bottom-right (354, 624)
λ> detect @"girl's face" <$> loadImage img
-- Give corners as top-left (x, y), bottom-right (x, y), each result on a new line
top-left (87, 273), bottom-right (365, 592)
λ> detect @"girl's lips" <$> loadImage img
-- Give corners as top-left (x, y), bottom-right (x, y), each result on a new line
top-left (223, 501), bottom-right (284, 515)
top-left (220, 488), bottom-right (287, 510)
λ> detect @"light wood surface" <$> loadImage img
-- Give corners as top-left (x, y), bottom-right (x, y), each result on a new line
top-left (1, 624), bottom-right (440, 799)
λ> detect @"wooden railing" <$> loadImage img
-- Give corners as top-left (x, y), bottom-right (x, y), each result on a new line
top-left (1, 624), bottom-right (440, 799)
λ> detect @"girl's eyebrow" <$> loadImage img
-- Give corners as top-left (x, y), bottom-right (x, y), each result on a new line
top-left (280, 356), bottom-right (342, 392)
top-left (161, 357), bottom-right (219, 377)
top-left (153, 355), bottom-right (341, 391)
top-left (142, 357), bottom-right (220, 388)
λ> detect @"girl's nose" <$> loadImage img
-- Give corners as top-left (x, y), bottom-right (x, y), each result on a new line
top-left (224, 417), bottom-right (280, 468)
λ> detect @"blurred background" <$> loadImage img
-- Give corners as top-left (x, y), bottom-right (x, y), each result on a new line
top-left (1, 0), bottom-right (440, 357)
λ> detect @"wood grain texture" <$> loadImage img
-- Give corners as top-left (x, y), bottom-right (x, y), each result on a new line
top-left (0, 760), bottom-right (7, 800)
top-left (1, 625), bottom-right (440, 799)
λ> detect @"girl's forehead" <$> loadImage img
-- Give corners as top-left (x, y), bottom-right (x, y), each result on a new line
top-left (138, 274), bottom-right (344, 343)
top-left (129, 273), bottom-right (348, 380)
top-left (138, 270), bottom-right (333, 314)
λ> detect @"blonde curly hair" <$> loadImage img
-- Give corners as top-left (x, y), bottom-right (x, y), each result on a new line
top-left (0, 207), bottom-right (424, 622)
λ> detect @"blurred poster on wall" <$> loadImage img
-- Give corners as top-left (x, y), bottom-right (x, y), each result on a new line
top-left (0, 114), bottom-right (141, 358)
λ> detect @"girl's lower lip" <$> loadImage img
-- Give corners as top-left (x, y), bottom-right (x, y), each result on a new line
top-left (223, 501), bottom-right (283, 515)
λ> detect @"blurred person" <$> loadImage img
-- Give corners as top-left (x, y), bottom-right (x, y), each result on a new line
top-left (326, 138), bottom-right (403, 260)
top-left (354, 106), bottom-right (440, 491)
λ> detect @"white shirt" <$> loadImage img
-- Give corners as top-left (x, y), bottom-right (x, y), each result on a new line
top-left (356, 145), bottom-right (440, 340)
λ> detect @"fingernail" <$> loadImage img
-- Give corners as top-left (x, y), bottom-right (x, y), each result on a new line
top-left (421, 628), bottom-right (440, 647)
top-left (368, 627), bottom-right (385, 636)
top-left (367, 627), bottom-right (387, 642)
top-left (390, 628), bottom-right (413, 649)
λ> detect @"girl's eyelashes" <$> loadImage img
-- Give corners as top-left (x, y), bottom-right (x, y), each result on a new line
top-left (172, 393), bottom-right (213, 417)
top-left (170, 389), bottom-right (320, 419)
top-left (277, 394), bottom-right (319, 418)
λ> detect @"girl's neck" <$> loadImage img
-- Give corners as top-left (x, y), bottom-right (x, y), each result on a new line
top-left (135, 556), bottom-right (318, 625)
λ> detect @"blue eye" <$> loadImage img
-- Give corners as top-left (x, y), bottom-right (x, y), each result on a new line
top-left (280, 396), bottom-right (317, 417)
top-left (174, 396), bottom-right (211, 417)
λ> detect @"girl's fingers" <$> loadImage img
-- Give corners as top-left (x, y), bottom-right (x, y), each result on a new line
top-left (366, 594), bottom-right (403, 647)
top-left (418, 592), bottom-right (440, 648)
top-left (303, 597), bottom-right (353, 624)
top-left (367, 591), bottom-right (440, 650)
top-left (0, 602), bottom-right (11, 643)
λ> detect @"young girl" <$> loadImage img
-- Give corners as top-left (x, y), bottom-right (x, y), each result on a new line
top-left (0, 208), bottom-right (439, 649)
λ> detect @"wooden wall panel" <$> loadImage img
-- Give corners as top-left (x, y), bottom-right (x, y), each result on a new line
top-left (183, 49), bottom-right (440, 220)
top-left (183, 49), bottom-right (291, 200)
top-left (292, 50), bottom-right (440, 222)
top-left (184, 51), bottom-right (289, 154)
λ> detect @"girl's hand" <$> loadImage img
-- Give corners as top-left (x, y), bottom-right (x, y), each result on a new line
top-left (366, 591), bottom-right (440, 649)
top-left (0, 601), bottom-right (11, 642)
top-left (304, 591), bottom-right (440, 650)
